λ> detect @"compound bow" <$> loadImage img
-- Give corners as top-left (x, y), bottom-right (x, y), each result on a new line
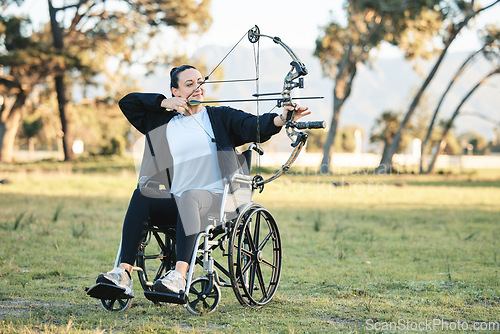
top-left (188, 25), bottom-right (325, 192)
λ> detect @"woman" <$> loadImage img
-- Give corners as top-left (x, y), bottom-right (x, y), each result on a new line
top-left (96, 65), bottom-right (310, 297)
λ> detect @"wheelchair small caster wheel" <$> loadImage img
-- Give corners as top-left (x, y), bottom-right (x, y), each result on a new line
top-left (99, 297), bottom-right (133, 312)
top-left (186, 277), bottom-right (221, 315)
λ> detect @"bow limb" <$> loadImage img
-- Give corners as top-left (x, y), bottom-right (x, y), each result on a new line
top-left (255, 33), bottom-right (308, 110)
top-left (252, 132), bottom-right (308, 192)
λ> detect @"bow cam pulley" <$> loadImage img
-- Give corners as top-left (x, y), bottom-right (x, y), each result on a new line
top-left (248, 26), bottom-right (260, 43)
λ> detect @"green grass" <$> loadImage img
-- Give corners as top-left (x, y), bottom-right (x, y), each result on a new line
top-left (0, 159), bottom-right (499, 333)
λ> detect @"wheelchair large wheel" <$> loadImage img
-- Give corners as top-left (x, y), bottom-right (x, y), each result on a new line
top-left (228, 203), bottom-right (282, 307)
top-left (135, 228), bottom-right (176, 294)
top-left (99, 297), bottom-right (132, 312)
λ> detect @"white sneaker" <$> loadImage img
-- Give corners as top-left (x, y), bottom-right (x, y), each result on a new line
top-left (96, 266), bottom-right (134, 298)
top-left (153, 270), bottom-right (186, 294)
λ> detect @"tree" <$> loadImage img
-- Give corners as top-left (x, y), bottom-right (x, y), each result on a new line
top-left (0, 16), bottom-right (58, 162)
top-left (305, 129), bottom-right (327, 153)
top-left (488, 128), bottom-right (500, 153)
top-left (46, 0), bottom-right (212, 161)
top-left (370, 111), bottom-right (406, 158)
top-left (419, 24), bottom-right (500, 173)
top-left (426, 68), bottom-right (499, 173)
top-left (1, 0), bottom-right (212, 162)
top-left (315, 0), bottom-right (442, 173)
top-left (376, 0), bottom-right (500, 173)
top-left (20, 116), bottom-right (43, 152)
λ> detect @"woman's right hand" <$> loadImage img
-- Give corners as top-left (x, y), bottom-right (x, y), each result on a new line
top-left (161, 97), bottom-right (189, 114)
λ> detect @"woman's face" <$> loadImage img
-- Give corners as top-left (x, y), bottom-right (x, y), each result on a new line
top-left (172, 68), bottom-right (205, 102)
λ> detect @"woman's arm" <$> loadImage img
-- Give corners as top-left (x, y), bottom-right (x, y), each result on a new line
top-left (119, 93), bottom-right (168, 134)
top-left (222, 108), bottom-right (280, 146)
top-left (225, 105), bottom-right (311, 146)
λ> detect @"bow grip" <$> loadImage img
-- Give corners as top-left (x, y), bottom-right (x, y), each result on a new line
top-left (294, 121), bottom-right (326, 129)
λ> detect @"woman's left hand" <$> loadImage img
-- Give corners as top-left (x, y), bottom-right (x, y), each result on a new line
top-left (274, 104), bottom-right (311, 127)
top-left (284, 104), bottom-right (311, 122)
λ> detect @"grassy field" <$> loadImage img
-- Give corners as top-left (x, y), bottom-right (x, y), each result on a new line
top-left (0, 158), bottom-right (499, 333)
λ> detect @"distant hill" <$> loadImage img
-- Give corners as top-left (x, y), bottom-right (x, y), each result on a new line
top-left (142, 46), bottom-right (499, 153)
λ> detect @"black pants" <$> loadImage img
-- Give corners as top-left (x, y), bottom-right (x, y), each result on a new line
top-left (120, 188), bottom-right (222, 265)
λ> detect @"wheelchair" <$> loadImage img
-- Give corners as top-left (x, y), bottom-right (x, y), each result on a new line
top-left (91, 147), bottom-right (282, 315)
top-left (87, 113), bottom-right (325, 314)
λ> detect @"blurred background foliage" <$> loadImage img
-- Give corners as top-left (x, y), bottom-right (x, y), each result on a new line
top-left (0, 0), bottom-right (498, 174)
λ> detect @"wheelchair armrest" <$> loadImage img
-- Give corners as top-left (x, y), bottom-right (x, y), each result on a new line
top-left (228, 173), bottom-right (253, 184)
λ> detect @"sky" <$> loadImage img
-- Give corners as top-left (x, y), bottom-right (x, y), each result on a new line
top-left (189, 0), bottom-right (344, 49)
top-left (185, 0), bottom-right (500, 57)
top-left (12, 0), bottom-right (500, 57)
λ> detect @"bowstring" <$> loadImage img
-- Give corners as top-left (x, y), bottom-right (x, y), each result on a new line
top-left (182, 28), bottom-right (252, 141)
top-left (183, 28), bottom-right (278, 181)
top-left (180, 29), bottom-right (257, 183)
top-left (253, 36), bottom-right (261, 177)
top-left (186, 30), bottom-right (249, 102)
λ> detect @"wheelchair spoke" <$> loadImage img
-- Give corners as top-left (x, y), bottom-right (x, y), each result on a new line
top-left (191, 286), bottom-right (200, 296)
top-left (248, 262), bottom-right (257, 297)
top-left (189, 298), bottom-right (201, 308)
top-left (258, 231), bottom-right (273, 252)
top-left (253, 212), bottom-right (261, 250)
top-left (255, 262), bottom-right (268, 299)
top-left (101, 299), bottom-right (111, 309)
top-left (103, 299), bottom-right (115, 309)
top-left (261, 258), bottom-right (277, 269)
top-left (117, 299), bottom-right (127, 308)
top-left (240, 247), bottom-right (253, 257)
top-left (241, 256), bottom-right (256, 276)
top-left (207, 292), bottom-right (218, 298)
top-left (244, 225), bottom-right (256, 253)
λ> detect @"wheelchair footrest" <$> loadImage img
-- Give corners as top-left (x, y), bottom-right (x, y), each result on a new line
top-left (85, 283), bottom-right (132, 300)
top-left (144, 291), bottom-right (185, 305)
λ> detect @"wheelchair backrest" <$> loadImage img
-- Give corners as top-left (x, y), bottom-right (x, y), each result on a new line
top-left (237, 149), bottom-right (252, 176)
top-left (217, 148), bottom-right (254, 222)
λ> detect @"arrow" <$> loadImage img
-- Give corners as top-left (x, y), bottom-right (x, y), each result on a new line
top-left (188, 96), bottom-right (324, 106)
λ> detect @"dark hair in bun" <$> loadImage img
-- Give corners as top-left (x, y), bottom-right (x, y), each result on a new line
top-left (170, 65), bottom-right (197, 96)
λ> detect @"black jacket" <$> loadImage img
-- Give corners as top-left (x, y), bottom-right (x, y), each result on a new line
top-left (119, 92), bottom-right (282, 194)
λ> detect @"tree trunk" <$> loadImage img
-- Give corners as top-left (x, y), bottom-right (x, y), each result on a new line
top-left (0, 93), bottom-right (26, 162)
top-left (0, 118), bottom-right (21, 163)
top-left (419, 47), bottom-right (483, 173)
top-left (376, 3), bottom-right (495, 173)
top-left (48, 0), bottom-right (74, 161)
top-left (376, 40), bottom-right (453, 173)
top-left (54, 74), bottom-right (74, 161)
top-left (426, 69), bottom-right (499, 174)
top-left (426, 136), bottom-right (448, 175)
top-left (319, 43), bottom-right (359, 174)
top-left (380, 137), bottom-right (392, 163)
top-left (320, 95), bottom-right (341, 174)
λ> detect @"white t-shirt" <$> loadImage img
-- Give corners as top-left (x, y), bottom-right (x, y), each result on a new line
top-left (166, 108), bottom-right (224, 196)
